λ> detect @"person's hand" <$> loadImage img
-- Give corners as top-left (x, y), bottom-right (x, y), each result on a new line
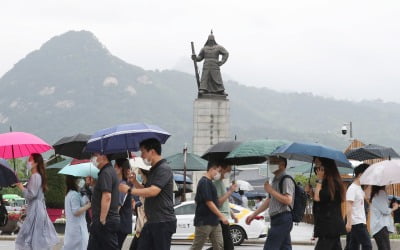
top-left (229, 183), bottom-right (238, 193)
top-left (245, 214), bottom-right (255, 225)
top-left (100, 218), bottom-right (106, 225)
top-left (316, 167), bottom-right (324, 181)
top-left (85, 202), bottom-right (91, 209)
top-left (15, 182), bottom-right (24, 190)
top-left (233, 216), bottom-right (239, 223)
top-left (264, 182), bottom-right (273, 193)
top-left (119, 183), bottom-right (130, 193)
top-left (220, 216), bottom-right (229, 225)
top-left (393, 202), bottom-right (399, 211)
top-left (346, 222), bottom-right (352, 233)
top-left (191, 55), bottom-right (197, 61)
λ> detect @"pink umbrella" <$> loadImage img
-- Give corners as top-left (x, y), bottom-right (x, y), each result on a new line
top-left (0, 132), bottom-right (52, 159)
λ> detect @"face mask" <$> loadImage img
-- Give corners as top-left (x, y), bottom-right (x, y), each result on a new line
top-left (136, 173), bottom-right (143, 183)
top-left (91, 156), bottom-right (99, 167)
top-left (213, 172), bottom-right (221, 181)
top-left (269, 164), bottom-right (280, 173)
top-left (76, 179), bottom-right (85, 189)
top-left (143, 158), bottom-right (151, 167)
top-left (27, 161), bottom-right (33, 171)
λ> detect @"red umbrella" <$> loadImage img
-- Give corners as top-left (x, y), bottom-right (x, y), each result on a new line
top-left (0, 132), bottom-right (52, 159)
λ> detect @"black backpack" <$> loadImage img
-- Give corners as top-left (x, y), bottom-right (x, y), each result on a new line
top-left (279, 175), bottom-right (307, 223)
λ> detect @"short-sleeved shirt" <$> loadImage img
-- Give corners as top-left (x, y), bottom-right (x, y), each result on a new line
top-left (268, 171), bottom-right (295, 217)
top-left (91, 163), bottom-right (120, 224)
top-left (213, 179), bottom-right (230, 218)
top-left (346, 183), bottom-right (366, 225)
top-left (144, 159), bottom-right (176, 223)
top-left (194, 176), bottom-right (219, 226)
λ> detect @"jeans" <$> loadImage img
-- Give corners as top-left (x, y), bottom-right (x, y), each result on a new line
top-left (87, 221), bottom-right (119, 250)
top-left (373, 226), bottom-right (390, 250)
top-left (349, 224), bottom-right (372, 250)
top-left (137, 220), bottom-right (177, 250)
top-left (191, 224), bottom-right (224, 250)
top-left (264, 211), bottom-right (293, 250)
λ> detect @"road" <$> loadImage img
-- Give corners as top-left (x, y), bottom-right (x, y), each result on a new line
top-left (0, 241), bottom-right (315, 250)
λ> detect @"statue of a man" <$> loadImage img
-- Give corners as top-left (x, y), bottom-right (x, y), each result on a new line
top-left (192, 32), bottom-right (229, 96)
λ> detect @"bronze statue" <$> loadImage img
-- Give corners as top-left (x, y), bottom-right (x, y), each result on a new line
top-left (191, 32), bottom-right (229, 97)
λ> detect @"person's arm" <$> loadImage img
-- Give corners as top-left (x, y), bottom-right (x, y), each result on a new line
top-left (245, 198), bottom-right (270, 225)
top-left (100, 192), bottom-right (111, 225)
top-left (230, 209), bottom-right (238, 223)
top-left (71, 193), bottom-right (91, 217)
top-left (205, 201), bottom-right (228, 224)
top-left (313, 168), bottom-right (324, 201)
top-left (18, 174), bottom-right (41, 200)
top-left (346, 200), bottom-right (353, 232)
top-left (218, 183), bottom-right (237, 206)
top-left (218, 46), bottom-right (229, 65)
top-left (264, 181), bottom-right (293, 206)
top-left (374, 192), bottom-right (398, 215)
top-left (132, 185), bottom-right (161, 198)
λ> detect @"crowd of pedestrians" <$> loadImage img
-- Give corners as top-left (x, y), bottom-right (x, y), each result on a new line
top-left (8, 141), bottom-right (400, 250)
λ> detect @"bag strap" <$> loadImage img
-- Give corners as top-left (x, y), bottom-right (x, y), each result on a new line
top-left (278, 175), bottom-right (296, 211)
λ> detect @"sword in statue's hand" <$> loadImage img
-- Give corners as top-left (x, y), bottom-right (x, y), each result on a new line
top-left (191, 42), bottom-right (201, 90)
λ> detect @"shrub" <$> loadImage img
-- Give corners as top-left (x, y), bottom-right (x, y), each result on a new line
top-left (45, 169), bottom-right (66, 208)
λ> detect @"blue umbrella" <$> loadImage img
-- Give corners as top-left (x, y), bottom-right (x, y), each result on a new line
top-left (272, 141), bottom-right (351, 167)
top-left (173, 174), bottom-right (193, 184)
top-left (58, 162), bottom-right (99, 179)
top-left (0, 159), bottom-right (19, 187)
top-left (85, 123), bottom-right (171, 154)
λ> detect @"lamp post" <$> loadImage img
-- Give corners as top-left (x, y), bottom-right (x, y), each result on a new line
top-left (341, 121), bottom-right (353, 140)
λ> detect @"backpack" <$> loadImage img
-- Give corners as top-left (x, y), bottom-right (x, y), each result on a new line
top-left (0, 205), bottom-right (8, 227)
top-left (279, 175), bottom-right (307, 223)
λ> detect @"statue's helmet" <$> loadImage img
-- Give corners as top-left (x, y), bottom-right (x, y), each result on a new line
top-left (205, 31), bottom-right (217, 46)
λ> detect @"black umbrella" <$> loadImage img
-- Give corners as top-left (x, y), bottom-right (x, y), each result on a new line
top-left (345, 144), bottom-right (400, 161)
top-left (201, 140), bottom-right (242, 162)
top-left (0, 159), bottom-right (19, 187)
top-left (53, 133), bottom-right (91, 160)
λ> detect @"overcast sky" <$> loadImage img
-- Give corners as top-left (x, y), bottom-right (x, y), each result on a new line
top-left (1, 0), bottom-right (399, 102)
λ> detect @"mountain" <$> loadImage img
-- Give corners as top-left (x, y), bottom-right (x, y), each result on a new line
top-left (1, 30), bottom-right (400, 156)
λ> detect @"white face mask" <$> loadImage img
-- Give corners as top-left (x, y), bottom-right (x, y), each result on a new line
top-left (91, 156), bottom-right (99, 167)
top-left (213, 172), bottom-right (221, 181)
top-left (269, 164), bottom-right (280, 173)
top-left (76, 179), bottom-right (85, 189)
top-left (143, 158), bottom-right (151, 167)
top-left (27, 161), bottom-right (33, 171)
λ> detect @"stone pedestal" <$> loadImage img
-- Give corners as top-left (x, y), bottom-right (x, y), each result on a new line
top-left (191, 97), bottom-right (230, 193)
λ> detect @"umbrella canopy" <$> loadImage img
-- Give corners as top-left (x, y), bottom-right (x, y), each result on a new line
top-left (85, 123), bottom-right (170, 154)
top-left (226, 139), bottom-right (289, 165)
top-left (53, 133), bottom-right (91, 159)
top-left (0, 159), bottom-right (19, 187)
top-left (360, 159), bottom-right (400, 186)
top-left (0, 132), bottom-right (52, 159)
top-left (272, 141), bottom-right (351, 167)
top-left (165, 152), bottom-right (207, 171)
top-left (287, 163), bottom-right (354, 176)
top-left (174, 174), bottom-right (193, 184)
top-left (345, 144), bottom-right (400, 161)
top-left (46, 157), bottom-right (73, 169)
top-left (236, 179), bottom-right (254, 191)
top-left (201, 140), bottom-right (241, 161)
top-left (58, 162), bottom-right (99, 179)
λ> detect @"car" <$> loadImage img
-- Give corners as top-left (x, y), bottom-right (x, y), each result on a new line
top-left (2, 194), bottom-right (26, 213)
top-left (133, 200), bottom-right (267, 246)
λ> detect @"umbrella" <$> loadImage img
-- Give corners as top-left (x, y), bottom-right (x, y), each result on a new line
top-left (0, 132), bottom-right (52, 159)
top-left (272, 141), bottom-right (351, 167)
top-left (287, 163), bottom-right (354, 176)
top-left (201, 140), bottom-right (241, 161)
top-left (53, 133), bottom-right (91, 159)
top-left (174, 174), bottom-right (193, 184)
top-left (0, 159), bottom-right (19, 187)
top-left (58, 162), bottom-right (99, 179)
top-left (85, 123), bottom-right (170, 154)
top-left (225, 139), bottom-right (289, 165)
top-left (46, 157), bottom-right (73, 169)
top-left (165, 152), bottom-right (207, 171)
top-left (360, 159), bottom-right (400, 186)
top-left (345, 144), bottom-right (400, 161)
top-left (236, 180), bottom-right (254, 191)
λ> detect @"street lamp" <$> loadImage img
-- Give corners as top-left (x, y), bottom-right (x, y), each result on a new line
top-left (341, 121), bottom-right (353, 140)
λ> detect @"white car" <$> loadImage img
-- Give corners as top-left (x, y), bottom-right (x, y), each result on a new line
top-left (134, 200), bottom-right (267, 246)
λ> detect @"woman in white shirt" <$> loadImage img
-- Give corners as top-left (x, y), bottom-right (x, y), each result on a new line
top-left (370, 185), bottom-right (399, 250)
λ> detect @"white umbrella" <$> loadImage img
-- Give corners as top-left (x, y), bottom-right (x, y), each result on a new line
top-left (360, 159), bottom-right (400, 186)
top-left (236, 180), bottom-right (254, 191)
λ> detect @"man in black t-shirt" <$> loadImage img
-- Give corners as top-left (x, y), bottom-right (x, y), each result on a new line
top-left (88, 153), bottom-right (120, 250)
top-left (120, 138), bottom-right (176, 250)
top-left (190, 161), bottom-right (229, 250)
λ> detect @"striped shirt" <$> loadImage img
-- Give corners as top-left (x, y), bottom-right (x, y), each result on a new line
top-left (268, 171), bottom-right (295, 217)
